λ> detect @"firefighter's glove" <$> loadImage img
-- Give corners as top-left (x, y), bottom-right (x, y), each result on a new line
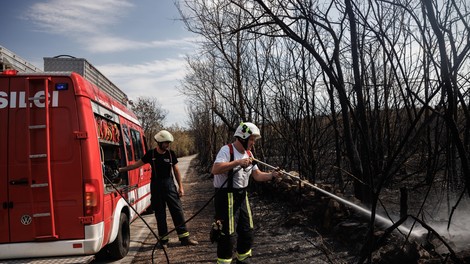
top-left (272, 168), bottom-right (284, 183)
top-left (210, 220), bottom-right (224, 243)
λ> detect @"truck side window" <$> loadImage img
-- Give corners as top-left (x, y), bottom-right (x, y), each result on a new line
top-left (122, 125), bottom-right (133, 162)
top-left (143, 136), bottom-right (149, 151)
top-left (130, 129), bottom-right (144, 160)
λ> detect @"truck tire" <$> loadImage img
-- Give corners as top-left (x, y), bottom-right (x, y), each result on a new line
top-left (108, 212), bottom-right (130, 260)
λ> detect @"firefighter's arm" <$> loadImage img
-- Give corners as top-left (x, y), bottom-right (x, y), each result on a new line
top-left (251, 169), bottom-right (282, 182)
top-left (118, 160), bottom-right (144, 173)
top-left (211, 158), bottom-right (252, 175)
top-left (173, 164), bottom-right (184, 197)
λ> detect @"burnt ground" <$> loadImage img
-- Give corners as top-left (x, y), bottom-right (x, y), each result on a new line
top-left (130, 156), bottom-right (470, 264)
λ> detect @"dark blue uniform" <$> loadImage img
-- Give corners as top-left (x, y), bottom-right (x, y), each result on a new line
top-left (141, 148), bottom-right (190, 242)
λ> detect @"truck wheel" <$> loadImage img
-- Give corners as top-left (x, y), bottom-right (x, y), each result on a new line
top-left (108, 212), bottom-right (130, 260)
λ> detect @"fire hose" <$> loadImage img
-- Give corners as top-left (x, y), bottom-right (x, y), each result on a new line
top-left (251, 157), bottom-right (413, 235)
top-left (251, 157), bottom-right (464, 260)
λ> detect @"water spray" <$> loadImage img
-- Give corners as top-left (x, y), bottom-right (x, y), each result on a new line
top-left (252, 157), bottom-right (416, 236)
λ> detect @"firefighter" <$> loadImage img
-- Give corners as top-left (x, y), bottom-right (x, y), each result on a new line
top-left (119, 130), bottom-right (198, 248)
top-left (211, 122), bottom-right (281, 263)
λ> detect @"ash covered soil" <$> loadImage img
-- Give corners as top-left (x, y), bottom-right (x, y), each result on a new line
top-left (131, 156), bottom-right (470, 264)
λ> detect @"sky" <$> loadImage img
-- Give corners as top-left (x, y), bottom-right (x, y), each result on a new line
top-left (1, 0), bottom-right (197, 127)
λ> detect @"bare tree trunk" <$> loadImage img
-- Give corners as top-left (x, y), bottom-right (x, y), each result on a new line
top-left (422, 0), bottom-right (470, 196)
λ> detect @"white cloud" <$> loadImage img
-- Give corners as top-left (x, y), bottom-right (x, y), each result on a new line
top-left (97, 58), bottom-right (189, 126)
top-left (84, 36), bottom-right (152, 53)
top-left (149, 38), bottom-right (197, 48)
top-left (25, 0), bottom-right (133, 35)
top-left (98, 58), bottom-right (187, 76)
top-left (84, 36), bottom-right (197, 53)
top-left (24, 0), bottom-right (198, 54)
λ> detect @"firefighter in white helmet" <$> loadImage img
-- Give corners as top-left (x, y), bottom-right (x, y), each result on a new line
top-left (119, 130), bottom-right (197, 248)
top-left (211, 122), bottom-right (281, 263)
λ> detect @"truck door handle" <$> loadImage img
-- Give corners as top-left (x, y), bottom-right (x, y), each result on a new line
top-left (10, 178), bottom-right (29, 185)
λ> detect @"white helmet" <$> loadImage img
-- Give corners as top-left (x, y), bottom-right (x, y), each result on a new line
top-left (234, 122), bottom-right (261, 140)
top-left (154, 130), bottom-right (174, 143)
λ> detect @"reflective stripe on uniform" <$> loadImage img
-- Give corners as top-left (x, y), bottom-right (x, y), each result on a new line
top-left (245, 191), bottom-right (253, 228)
top-left (217, 257), bottom-right (233, 263)
top-left (236, 249), bottom-right (252, 262)
top-left (228, 192), bottom-right (234, 234)
top-left (178, 232), bottom-right (190, 238)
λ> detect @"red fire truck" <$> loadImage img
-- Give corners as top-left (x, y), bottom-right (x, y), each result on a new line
top-left (0, 58), bottom-right (152, 260)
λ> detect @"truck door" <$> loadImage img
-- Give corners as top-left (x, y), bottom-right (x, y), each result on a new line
top-left (0, 76), bottom-right (10, 243)
top-left (5, 76), bottom-right (85, 242)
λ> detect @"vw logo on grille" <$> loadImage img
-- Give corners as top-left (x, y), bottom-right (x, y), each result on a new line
top-left (20, 215), bottom-right (32, 225)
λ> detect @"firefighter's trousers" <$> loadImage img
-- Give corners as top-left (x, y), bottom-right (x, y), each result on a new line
top-left (214, 188), bottom-right (254, 261)
top-left (151, 179), bottom-right (189, 241)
